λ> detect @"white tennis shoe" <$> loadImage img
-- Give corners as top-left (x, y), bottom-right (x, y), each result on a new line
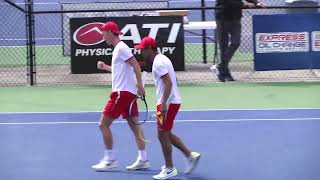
top-left (91, 159), bottom-right (118, 171)
top-left (185, 152), bottom-right (201, 174)
top-left (126, 159), bottom-right (151, 170)
top-left (153, 166), bottom-right (178, 179)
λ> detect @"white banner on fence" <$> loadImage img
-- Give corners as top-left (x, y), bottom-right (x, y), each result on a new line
top-left (255, 32), bottom-right (309, 53)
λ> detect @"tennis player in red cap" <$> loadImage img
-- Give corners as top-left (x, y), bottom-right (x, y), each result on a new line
top-left (135, 36), bottom-right (201, 179)
top-left (91, 21), bottom-right (150, 171)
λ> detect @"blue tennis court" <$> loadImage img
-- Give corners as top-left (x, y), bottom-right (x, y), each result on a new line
top-left (1, 109), bottom-right (320, 180)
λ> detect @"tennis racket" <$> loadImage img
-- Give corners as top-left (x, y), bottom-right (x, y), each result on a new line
top-left (128, 71), bottom-right (154, 143)
top-left (128, 94), bottom-right (154, 143)
top-left (129, 71), bottom-right (148, 124)
top-left (128, 94), bottom-right (149, 125)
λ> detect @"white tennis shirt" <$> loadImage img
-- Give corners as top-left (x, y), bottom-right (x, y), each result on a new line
top-left (111, 41), bottom-right (137, 94)
top-left (152, 53), bottom-right (182, 105)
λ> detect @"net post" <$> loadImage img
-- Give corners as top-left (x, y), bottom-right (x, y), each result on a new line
top-left (25, 0), bottom-right (36, 85)
top-left (201, 0), bottom-right (207, 64)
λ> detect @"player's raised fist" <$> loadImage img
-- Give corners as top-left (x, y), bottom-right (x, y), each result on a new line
top-left (97, 61), bottom-right (106, 70)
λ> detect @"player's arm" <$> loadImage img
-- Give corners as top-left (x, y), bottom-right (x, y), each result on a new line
top-left (160, 73), bottom-right (172, 112)
top-left (127, 57), bottom-right (145, 95)
top-left (97, 61), bottom-right (112, 72)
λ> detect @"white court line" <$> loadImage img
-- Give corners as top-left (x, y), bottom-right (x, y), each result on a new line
top-left (0, 108), bottom-right (319, 114)
top-left (0, 118), bottom-right (320, 125)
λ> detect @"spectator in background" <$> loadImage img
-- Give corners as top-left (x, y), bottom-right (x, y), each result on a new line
top-left (211, 0), bottom-right (266, 82)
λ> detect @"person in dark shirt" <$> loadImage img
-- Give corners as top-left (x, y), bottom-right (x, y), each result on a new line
top-left (211, 0), bottom-right (266, 82)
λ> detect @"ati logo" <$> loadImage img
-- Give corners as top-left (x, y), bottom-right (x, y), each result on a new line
top-left (73, 22), bottom-right (105, 46)
top-left (73, 22), bottom-right (181, 46)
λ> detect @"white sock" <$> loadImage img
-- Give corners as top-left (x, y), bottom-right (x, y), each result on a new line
top-left (138, 150), bottom-right (147, 161)
top-left (104, 149), bottom-right (115, 161)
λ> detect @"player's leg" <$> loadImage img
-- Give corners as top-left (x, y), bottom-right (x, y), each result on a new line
top-left (161, 104), bottom-right (189, 157)
top-left (92, 114), bottom-right (118, 171)
top-left (170, 132), bottom-right (201, 174)
top-left (167, 104), bottom-right (201, 175)
top-left (122, 92), bottom-right (146, 150)
top-left (125, 116), bottom-right (151, 170)
top-left (121, 92), bottom-right (150, 170)
top-left (91, 92), bottom-right (120, 171)
top-left (153, 129), bottom-right (178, 180)
top-left (99, 115), bottom-right (115, 149)
top-left (169, 132), bottom-right (191, 157)
top-left (125, 116), bottom-right (146, 150)
top-left (159, 129), bottom-right (174, 168)
top-left (153, 104), bottom-right (178, 179)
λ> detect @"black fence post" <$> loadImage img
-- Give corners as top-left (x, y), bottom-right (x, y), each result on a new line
top-left (201, 0), bottom-right (207, 64)
top-left (25, 0), bottom-right (36, 85)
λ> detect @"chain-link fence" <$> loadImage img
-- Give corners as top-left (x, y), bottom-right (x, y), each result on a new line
top-left (1, 0), bottom-right (320, 86)
top-left (0, 1), bottom-right (27, 86)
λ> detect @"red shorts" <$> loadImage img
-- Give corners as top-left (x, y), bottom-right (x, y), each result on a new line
top-left (156, 104), bottom-right (181, 131)
top-left (102, 91), bottom-right (138, 119)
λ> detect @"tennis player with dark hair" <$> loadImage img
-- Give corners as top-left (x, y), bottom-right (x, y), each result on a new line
top-left (211, 0), bottom-right (266, 82)
top-left (135, 36), bottom-right (201, 179)
top-left (91, 21), bottom-right (150, 171)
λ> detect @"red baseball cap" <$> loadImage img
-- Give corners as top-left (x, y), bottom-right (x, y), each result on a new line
top-left (134, 36), bottom-right (157, 49)
top-left (100, 21), bottom-right (123, 35)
